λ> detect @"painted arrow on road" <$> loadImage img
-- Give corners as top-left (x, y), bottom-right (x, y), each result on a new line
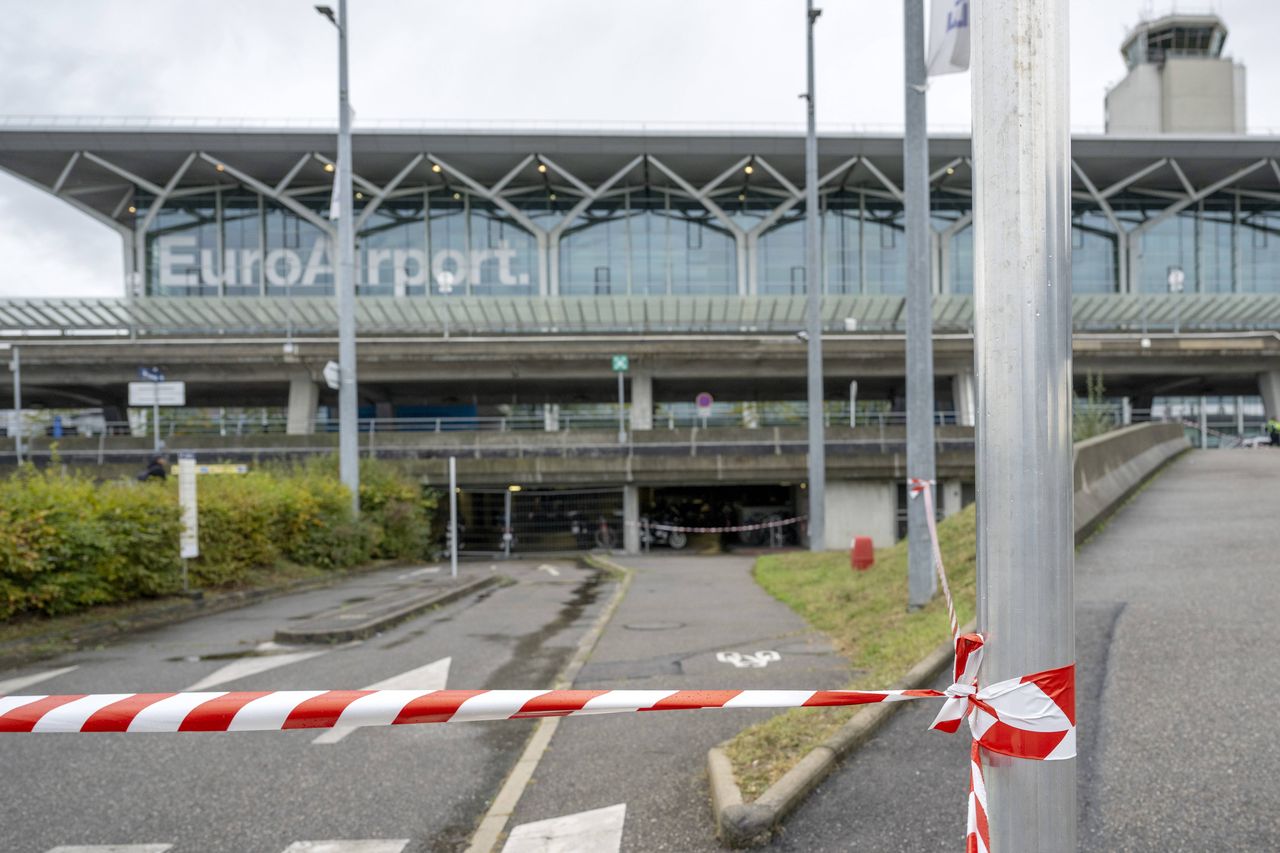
top-left (501, 803), bottom-right (626, 853)
top-left (0, 666), bottom-right (78, 697)
top-left (183, 643), bottom-right (328, 692)
top-left (311, 657), bottom-right (452, 745)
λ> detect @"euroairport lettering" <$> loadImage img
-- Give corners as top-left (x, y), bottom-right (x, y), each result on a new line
top-left (156, 234), bottom-right (531, 290)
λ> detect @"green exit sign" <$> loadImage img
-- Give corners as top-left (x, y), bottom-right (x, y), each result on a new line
top-left (611, 354), bottom-right (629, 372)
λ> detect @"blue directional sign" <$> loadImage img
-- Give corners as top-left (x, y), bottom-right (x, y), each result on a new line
top-left (139, 366), bottom-right (165, 382)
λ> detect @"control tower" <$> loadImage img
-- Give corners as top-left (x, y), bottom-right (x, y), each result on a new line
top-left (1105, 12), bottom-right (1246, 134)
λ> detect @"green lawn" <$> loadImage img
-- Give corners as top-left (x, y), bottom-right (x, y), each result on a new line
top-left (725, 504), bottom-right (977, 798)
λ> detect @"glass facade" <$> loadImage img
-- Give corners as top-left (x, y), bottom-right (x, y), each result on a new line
top-left (140, 186), bottom-right (1280, 298)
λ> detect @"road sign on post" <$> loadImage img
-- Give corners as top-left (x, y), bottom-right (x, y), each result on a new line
top-left (177, 453), bottom-right (198, 592)
top-left (612, 355), bottom-right (628, 444)
top-left (696, 392), bottom-right (714, 428)
top-left (972, 0), bottom-right (1075, 849)
top-left (127, 382), bottom-right (186, 407)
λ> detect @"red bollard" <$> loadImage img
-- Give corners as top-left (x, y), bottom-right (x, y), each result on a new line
top-left (850, 536), bottom-right (874, 571)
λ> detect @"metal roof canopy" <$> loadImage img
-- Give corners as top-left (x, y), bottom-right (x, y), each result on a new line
top-left (1, 124), bottom-right (1278, 227)
top-left (2, 294), bottom-right (1278, 337)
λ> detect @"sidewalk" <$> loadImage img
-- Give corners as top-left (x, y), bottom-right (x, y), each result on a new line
top-left (768, 450), bottom-right (1280, 852)
top-left (502, 554), bottom-right (852, 852)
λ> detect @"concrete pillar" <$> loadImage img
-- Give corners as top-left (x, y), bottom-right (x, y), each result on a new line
top-left (822, 480), bottom-right (896, 551)
top-left (543, 403), bottom-right (560, 432)
top-left (286, 377), bottom-right (319, 435)
top-left (630, 370), bottom-right (653, 431)
top-left (952, 372), bottom-right (976, 427)
top-left (1259, 372), bottom-right (1280, 420)
top-left (623, 484), bottom-right (640, 554)
top-left (942, 479), bottom-right (963, 518)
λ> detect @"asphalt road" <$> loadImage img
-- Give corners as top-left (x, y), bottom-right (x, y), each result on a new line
top-left (504, 555), bottom-right (851, 853)
top-left (773, 450), bottom-right (1280, 852)
top-left (0, 559), bottom-right (611, 853)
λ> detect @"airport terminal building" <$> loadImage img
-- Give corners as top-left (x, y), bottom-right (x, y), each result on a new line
top-left (2, 12), bottom-right (1279, 550)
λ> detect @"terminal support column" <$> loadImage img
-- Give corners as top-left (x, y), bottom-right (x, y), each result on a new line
top-left (629, 370), bottom-right (653, 431)
top-left (286, 376), bottom-right (320, 436)
top-left (1258, 371), bottom-right (1280, 420)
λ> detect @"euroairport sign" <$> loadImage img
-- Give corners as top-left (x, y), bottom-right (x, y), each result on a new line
top-left (155, 235), bottom-right (531, 291)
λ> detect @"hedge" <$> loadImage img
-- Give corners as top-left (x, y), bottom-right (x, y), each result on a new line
top-left (0, 459), bottom-right (440, 620)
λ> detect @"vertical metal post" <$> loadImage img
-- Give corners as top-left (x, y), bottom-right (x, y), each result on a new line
top-left (617, 371), bottom-right (626, 444)
top-left (1199, 395), bottom-right (1208, 448)
top-left (849, 380), bottom-right (859, 427)
top-left (9, 346), bottom-right (21, 465)
top-left (335, 0), bottom-right (360, 513)
top-left (1236, 395), bottom-right (1245, 436)
top-left (972, 0), bottom-right (1076, 849)
top-left (152, 376), bottom-right (161, 454)
top-left (448, 456), bottom-right (458, 579)
top-left (905, 0), bottom-right (936, 607)
top-left (503, 489), bottom-right (513, 558)
top-left (803, 0), bottom-right (826, 551)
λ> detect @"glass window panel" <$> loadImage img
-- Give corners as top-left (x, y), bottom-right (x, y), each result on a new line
top-left (221, 191), bottom-right (262, 297)
top-left (145, 192), bottom-right (219, 297)
top-left (263, 196), bottom-right (332, 297)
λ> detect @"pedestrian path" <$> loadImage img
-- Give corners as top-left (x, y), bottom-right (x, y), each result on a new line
top-left (769, 450), bottom-right (1280, 852)
top-left (498, 554), bottom-right (851, 852)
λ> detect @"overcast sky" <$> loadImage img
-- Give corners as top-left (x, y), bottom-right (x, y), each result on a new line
top-left (0, 0), bottom-right (1274, 299)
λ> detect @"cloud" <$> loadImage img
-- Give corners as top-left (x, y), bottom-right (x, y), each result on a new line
top-left (0, 0), bottom-right (1275, 299)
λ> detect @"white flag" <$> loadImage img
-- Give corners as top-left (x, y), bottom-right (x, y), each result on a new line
top-left (927, 0), bottom-right (970, 76)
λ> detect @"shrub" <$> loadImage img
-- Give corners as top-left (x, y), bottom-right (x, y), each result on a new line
top-left (0, 458), bottom-right (438, 620)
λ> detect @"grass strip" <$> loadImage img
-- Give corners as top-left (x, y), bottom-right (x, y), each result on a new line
top-left (725, 504), bottom-right (977, 799)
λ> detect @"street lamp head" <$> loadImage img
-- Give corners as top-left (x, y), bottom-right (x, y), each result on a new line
top-left (314, 5), bottom-right (337, 25)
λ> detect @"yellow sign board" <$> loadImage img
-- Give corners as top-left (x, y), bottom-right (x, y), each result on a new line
top-left (195, 464), bottom-right (249, 475)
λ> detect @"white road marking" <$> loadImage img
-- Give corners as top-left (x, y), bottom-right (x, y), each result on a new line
top-left (501, 803), bottom-right (626, 853)
top-left (537, 564), bottom-right (561, 577)
top-left (0, 665), bottom-right (78, 696)
top-left (715, 650), bottom-right (781, 668)
top-left (397, 566), bottom-right (441, 580)
top-left (183, 644), bottom-right (327, 691)
top-left (45, 846), bottom-right (173, 853)
top-left (281, 842), bottom-right (409, 853)
top-left (311, 656), bottom-right (451, 745)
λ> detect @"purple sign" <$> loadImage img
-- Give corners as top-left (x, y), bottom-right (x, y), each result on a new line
top-left (695, 392), bottom-right (714, 412)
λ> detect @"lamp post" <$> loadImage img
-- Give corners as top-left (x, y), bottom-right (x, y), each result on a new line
top-left (803, 0), bottom-right (826, 551)
top-left (904, 0), bottom-right (937, 607)
top-left (1, 344), bottom-right (18, 465)
top-left (972, 0), bottom-right (1075, 848)
top-left (316, 1), bottom-right (360, 513)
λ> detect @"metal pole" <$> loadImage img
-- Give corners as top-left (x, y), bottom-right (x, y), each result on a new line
top-left (803, 0), bottom-right (826, 551)
top-left (972, 0), bottom-right (1075, 849)
top-left (904, 0), bottom-right (936, 608)
top-left (617, 371), bottom-right (626, 444)
top-left (1199, 395), bottom-right (1208, 448)
top-left (448, 456), bottom-right (458, 579)
top-left (10, 346), bottom-right (21, 465)
top-left (1236, 395), bottom-right (1245, 436)
top-left (503, 488), bottom-right (513, 558)
top-left (335, 0), bottom-right (360, 514)
top-left (152, 377), bottom-right (160, 454)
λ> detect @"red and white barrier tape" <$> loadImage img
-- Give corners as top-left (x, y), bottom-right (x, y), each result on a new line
top-left (0, 481), bottom-right (1074, 852)
top-left (646, 515), bottom-right (805, 534)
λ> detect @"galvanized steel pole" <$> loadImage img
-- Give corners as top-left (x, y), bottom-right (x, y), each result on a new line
top-left (972, 0), bottom-right (1076, 849)
top-left (803, 0), bottom-right (826, 551)
top-left (335, 0), bottom-right (360, 513)
top-left (10, 346), bottom-right (21, 465)
top-left (904, 0), bottom-right (937, 607)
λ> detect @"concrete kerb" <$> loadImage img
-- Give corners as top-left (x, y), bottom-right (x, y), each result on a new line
top-left (708, 622), bottom-right (973, 848)
top-left (0, 560), bottom-right (414, 670)
top-left (273, 574), bottom-right (503, 644)
top-left (464, 552), bottom-right (635, 853)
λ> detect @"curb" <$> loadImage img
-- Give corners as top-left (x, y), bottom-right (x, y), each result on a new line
top-left (708, 621), bottom-right (975, 848)
top-left (0, 562), bottom-right (408, 670)
top-left (273, 575), bottom-right (501, 644)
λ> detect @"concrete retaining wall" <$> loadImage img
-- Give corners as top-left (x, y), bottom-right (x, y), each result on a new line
top-left (1074, 421), bottom-right (1190, 542)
